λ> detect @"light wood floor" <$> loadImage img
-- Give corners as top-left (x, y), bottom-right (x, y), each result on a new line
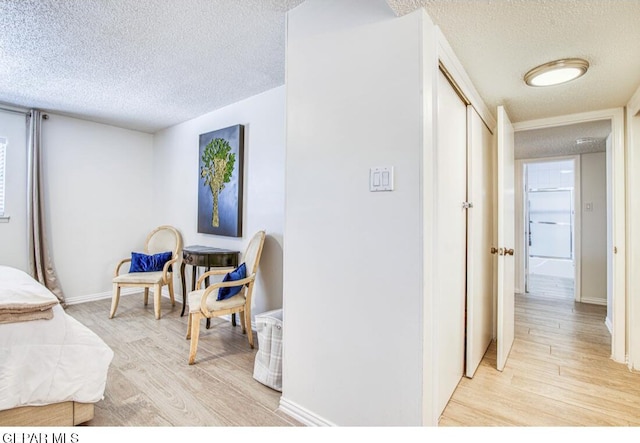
top-left (439, 291), bottom-right (640, 426)
top-left (67, 289), bottom-right (640, 427)
top-left (66, 295), bottom-right (300, 427)
top-left (527, 274), bottom-right (574, 299)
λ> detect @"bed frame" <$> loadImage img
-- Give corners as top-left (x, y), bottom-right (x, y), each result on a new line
top-left (0, 402), bottom-right (95, 426)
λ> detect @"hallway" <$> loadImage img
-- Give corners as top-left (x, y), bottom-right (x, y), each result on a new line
top-left (439, 292), bottom-right (640, 426)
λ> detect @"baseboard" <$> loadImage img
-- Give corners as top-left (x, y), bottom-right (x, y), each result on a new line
top-left (580, 297), bottom-right (607, 306)
top-left (64, 288), bottom-right (255, 327)
top-left (65, 287), bottom-right (180, 306)
top-left (278, 397), bottom-right (335, 427)
top-left (605, 316), bottom-right (613, 335)
top-left (65, 288), bottom-right (139, 305)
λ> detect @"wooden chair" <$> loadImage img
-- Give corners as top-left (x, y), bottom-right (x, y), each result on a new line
top-left (110, 225), bottom-right (183, 320)
top-left (186, 230), bottom-right (266, 364)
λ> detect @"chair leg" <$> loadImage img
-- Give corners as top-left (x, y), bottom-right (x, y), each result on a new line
top-left (186, 311), bottom-right (192, 340)
top-left (188, 312), bottom-right (202, 365)
top-left (168, 277), bottom-right (175, 307)
top-left (239, 308), bottom-right (246, 334)
top-left (245, 306), bottom-right (254, 349)
top-left (109, 283), bottom-right (121, 319)
top-left (143, 288), bottom-right (149, 306)
top-left (154, 283), bottom-right (162, 319)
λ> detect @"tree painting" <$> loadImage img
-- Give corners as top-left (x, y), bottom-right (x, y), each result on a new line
top-left (198, 125), bottom-right (243, 237)
top-left (200, 137), bottom-right (236, 228)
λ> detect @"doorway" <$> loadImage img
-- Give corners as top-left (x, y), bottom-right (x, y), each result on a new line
top-left (513, 111), bottom-right (624, 363)
top-left (524, 158), bottom-right (577, 300)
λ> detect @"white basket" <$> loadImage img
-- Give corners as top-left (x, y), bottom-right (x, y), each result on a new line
top-left (253, 309), bottom-right (283, 391)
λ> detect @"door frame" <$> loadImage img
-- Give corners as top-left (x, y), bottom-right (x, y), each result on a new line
top-left (626, 86), bottom-right (640, 371)
top-left (513, 108), bottom-right (625, 363)
top-left (516, 155), bottom-right (581, 302)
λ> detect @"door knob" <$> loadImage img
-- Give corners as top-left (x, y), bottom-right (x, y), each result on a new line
top-left (490, 247), bottom-right (499, 255)
top-left (505, 248), bottom-right (514, 256)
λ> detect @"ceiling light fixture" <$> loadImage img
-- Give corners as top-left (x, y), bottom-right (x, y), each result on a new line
top-left (524, 58), bottom-right (589, 87)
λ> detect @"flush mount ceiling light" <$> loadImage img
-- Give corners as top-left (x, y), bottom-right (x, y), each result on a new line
top-left (524, 58), bottom-right (589, 87)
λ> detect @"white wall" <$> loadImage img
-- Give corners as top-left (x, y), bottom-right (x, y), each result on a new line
top-left (43, 114), bottom-right (154, 303)
top-left (283, 0), bottom-right (425, 426)
top-left (152, 86), bottom-right (285, 316)
top-left (581, 151), bottom-right (607, 304)
top-left (0, 110), bottom-right (28, 272)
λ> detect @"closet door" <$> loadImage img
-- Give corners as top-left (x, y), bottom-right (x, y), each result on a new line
top-left (465, 106), bottom-right (495, 378)
top-left (435, 69), bottom-right (467, 415)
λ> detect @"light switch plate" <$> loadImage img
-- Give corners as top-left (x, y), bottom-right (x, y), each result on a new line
top-left (370, 166), bottom-right (394, 192)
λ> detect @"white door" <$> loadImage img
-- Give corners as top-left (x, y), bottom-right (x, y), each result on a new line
top-left (465, 106), bottom-right (495, 378)
top-left (435, 69), bottom-right (467, 414)
top-left (496, 105), bottom-right (515, 371)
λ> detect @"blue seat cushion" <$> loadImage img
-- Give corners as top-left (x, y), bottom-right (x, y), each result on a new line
top-left (130, 251), bottom-right (173, 273)
top-left (217, 263), bottom-right (247, 301)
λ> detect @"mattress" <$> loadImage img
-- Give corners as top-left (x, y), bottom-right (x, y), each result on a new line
top-left (0, 266), bottom-right (114, 411)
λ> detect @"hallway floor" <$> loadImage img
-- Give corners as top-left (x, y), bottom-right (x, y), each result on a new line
top-left (527, 274), bottom-right (574, 299)
top-left (438, 291), bottom-right (640, 426)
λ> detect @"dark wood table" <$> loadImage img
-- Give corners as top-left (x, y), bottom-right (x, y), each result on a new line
top-left (180, 246), bottom-right (240, 327)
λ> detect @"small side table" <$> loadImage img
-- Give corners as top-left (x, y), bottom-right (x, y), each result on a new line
top-left (180, 246), bottom-right (240, 327)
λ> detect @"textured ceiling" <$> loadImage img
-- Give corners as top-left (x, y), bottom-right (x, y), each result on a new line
top-left (0, 0), bottom-right (304, 133)
top-left (1, 0), bottom-right (639, 138)
top-left (514, 120), bottom-right (611, 160)
top-left (386, 0), bottom-right (639, 157)
top-left (387, 0), bottom-right (640, 124)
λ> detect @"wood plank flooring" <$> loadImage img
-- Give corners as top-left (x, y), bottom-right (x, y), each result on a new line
top-left (527, 274), bottom-right (574, 299)
top-left (439, 291), bottom-right (640, 426)
top-left (65, 295), bottom-right (300, 427)
top-left (67, 289), bottom-right (639, 427)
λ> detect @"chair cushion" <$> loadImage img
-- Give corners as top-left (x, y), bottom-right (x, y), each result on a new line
top-left (189, 289), bottom-right (246, 314)
top-left (217, 263), bottom-right (246, 301)
top-left (130, 251), bottom-right (172, 272)
top-left (113, 271), bottom-right (165, 284)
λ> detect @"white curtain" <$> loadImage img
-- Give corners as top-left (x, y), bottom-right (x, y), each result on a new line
top-left (27, 109), bottom-right (65, 306)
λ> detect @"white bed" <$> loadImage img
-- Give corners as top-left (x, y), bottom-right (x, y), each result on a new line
top-left (0, 265), bottom-right (114, 426)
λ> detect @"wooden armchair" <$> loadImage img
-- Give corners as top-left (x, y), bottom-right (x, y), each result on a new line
top-left (186, 230), bottom-right (266, 364)
top-left (110, 225), bottom-right (183, 320)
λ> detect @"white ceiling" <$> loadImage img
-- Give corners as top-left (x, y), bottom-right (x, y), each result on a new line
top-left (388, 0), bottom-right (640, 123)
top-left (0, 0), bottom-right (304, 133)
top-left (1, 0), bottom-right (639, 141)
top-left (514, 119), bottom-right (611, 160)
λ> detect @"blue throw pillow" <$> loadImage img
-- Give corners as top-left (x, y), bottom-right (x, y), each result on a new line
top-left (130, 251), bottom-right (173, 273)
top-left (217, 263), bottom-right (247, 301)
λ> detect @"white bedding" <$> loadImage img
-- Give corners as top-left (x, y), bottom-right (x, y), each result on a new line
top-left (0, 266), bottom-right (114, 411)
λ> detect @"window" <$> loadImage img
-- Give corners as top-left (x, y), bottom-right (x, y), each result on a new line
top-left (0, 137), bottom-right (6, 217)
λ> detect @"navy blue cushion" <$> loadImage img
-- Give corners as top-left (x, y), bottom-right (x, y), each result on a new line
top-left (217, 263), bottom-right (247, 301)
top-left (130, 251), bottom-right (173, 273)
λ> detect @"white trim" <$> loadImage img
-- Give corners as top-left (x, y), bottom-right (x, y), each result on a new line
top-left (514, 160), bottom-right (525, 294)
top-left (513, 108), bottom-right (623, 131)
top-left (0, 216), bottom-right (9, 223)
top-left (514, 108), bottom-right (625, 364)
top-left (515, 155), bottom-right (581, 300)
top-left (581, 297), bottom-right (607, 306)
top-left (64, 287), bottom-right (140, 305)
top-left (605, 316), bottom-right (613, 335)
top-left (436, 27), bottom-right (496, 133)
top-left (278, 397), bottom-right (333, 426)
top-left (628, 85), bottom-right (640, 116)
top-left (626, 86), bottom-right (640, 370)
top-left (64, 287), bottom-right (257, 328)
top-left (65, 286), bottom-right (182, 306)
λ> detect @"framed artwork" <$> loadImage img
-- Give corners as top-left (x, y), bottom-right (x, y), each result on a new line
top-left (198, 124), bottom-right (244, 237)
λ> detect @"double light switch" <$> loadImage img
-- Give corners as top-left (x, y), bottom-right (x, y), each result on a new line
top-left (369, 166), bottom-right (394, 192)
